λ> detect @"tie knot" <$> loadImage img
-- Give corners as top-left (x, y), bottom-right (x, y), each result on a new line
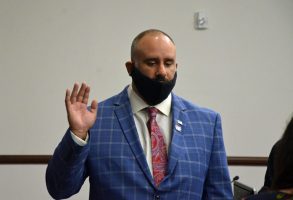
top-left (148, 107), bottom-right (158, 119)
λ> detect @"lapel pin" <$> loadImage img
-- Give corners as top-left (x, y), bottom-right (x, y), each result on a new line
top-left (175, 120), bottom-right (183, 132)
top-left (175, 124), bottom-right (182, 132)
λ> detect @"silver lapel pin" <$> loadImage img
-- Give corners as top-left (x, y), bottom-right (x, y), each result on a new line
top-left (175, 120), bottom-right (183, 132)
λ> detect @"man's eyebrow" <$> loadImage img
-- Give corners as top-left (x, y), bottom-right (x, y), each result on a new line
top-left (144, 58), bottom-right (159, 61)
top-left (165, 58), bottom-right (175, 62)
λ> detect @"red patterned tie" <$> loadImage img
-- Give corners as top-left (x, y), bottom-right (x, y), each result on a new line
top-left (147, 107), bottom-right (168, 186)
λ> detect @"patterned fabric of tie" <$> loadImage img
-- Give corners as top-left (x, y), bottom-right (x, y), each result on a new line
top-left (147, 107), bottom-right (168, 186)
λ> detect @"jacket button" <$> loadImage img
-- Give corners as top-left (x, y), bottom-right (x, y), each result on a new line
top-left (154, 194), bottom-right (160, 200)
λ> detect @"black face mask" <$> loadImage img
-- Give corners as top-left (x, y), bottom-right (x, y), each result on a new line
top-left (130, 67), bottom-right (177, 105)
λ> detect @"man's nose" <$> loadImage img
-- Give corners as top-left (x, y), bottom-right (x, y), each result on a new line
top-left (156, 64), bottom-right (167, 78)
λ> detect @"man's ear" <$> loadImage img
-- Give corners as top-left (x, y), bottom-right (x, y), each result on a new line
top-left (125, 61), bottom-right (134, 76)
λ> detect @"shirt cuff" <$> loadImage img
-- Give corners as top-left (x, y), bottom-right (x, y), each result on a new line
top-left (70, 131), bottom-right (89, 146)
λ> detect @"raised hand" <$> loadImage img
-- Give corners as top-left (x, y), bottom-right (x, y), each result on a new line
top-left (65, 82), bottom-right (98, 140)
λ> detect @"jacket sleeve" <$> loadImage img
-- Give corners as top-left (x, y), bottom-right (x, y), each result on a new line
top-left (46, 129), bottom-right (90, 199)
top-left (202, 113), bottom-right (233, 199)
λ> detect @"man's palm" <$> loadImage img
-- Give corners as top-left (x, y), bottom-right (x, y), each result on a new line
top-left (65, 83), bottom-right (98, 140)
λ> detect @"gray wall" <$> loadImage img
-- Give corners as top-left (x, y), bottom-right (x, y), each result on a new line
top-left (1, 0), bottom-right (293, 199)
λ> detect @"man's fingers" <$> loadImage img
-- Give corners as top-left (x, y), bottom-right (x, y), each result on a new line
top-left (77, 82), bottom-right (87, 102)
top-left (82, 86), bottom-right (90, 104)
top-left (90, 99), bottom-right (98, 113)
top-left (65, 88), bottom-right (71, 107)
top-left (67, 82), bottom-right (91, 105)
top-left (70, 83), bottom-right (79, 103)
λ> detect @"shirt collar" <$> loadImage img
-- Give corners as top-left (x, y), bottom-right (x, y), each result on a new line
top-left (127, 84), bottom-right (172, 116)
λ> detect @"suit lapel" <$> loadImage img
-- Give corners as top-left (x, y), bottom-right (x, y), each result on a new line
top-left (113, 88), bottom-right (154, 186)
top-left (166, 94), bottom-right (187, 178)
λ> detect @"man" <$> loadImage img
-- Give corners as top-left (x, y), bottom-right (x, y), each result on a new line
top-left (46, 29), bottom-right (233, 199)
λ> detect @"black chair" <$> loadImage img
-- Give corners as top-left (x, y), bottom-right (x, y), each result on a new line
top-left (233, 180), bottom-right (256, 200)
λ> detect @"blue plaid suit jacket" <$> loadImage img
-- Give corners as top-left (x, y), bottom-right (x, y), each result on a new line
top-left (46, 87), bottom-right (233, 199)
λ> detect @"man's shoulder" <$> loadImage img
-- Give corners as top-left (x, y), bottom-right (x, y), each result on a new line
top-left (172, 93), bottom-right (219, 116)
top-left (98, 86), bottom-right (129, 107)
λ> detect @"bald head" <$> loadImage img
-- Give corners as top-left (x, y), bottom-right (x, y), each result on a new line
top-left (131, 29), bottom-right (175, 61)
